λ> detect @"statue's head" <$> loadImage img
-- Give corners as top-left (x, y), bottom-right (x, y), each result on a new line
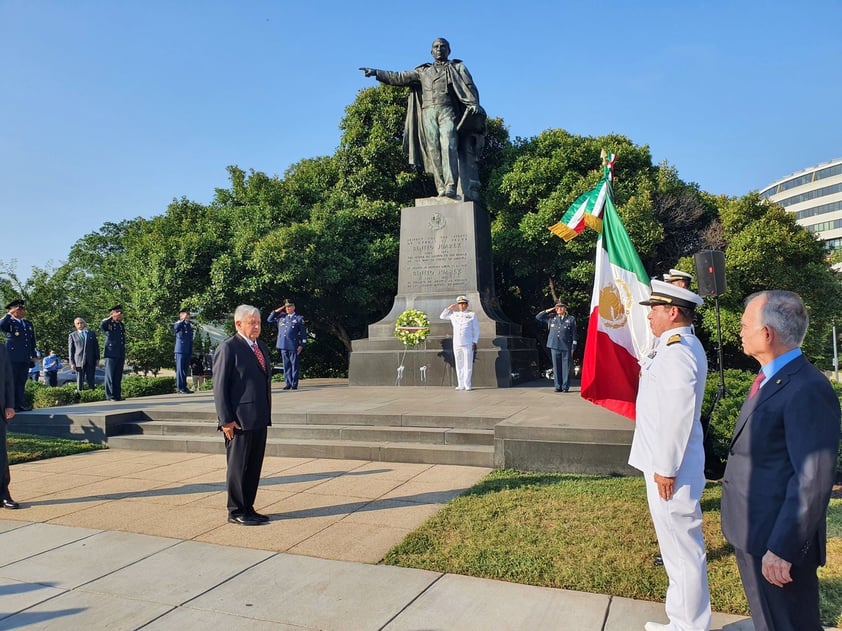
top-left (431, 38), bottom-right (450, 62)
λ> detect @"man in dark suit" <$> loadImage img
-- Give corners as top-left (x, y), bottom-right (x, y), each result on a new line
top-left (721, 290), bottom-right (840, 631)
top-left (0, 343), bottom-right (19, 508)
top-left (0, 299), bottom-right (37, 411)
top-left (173, 308), bottom-right (194, 394)
top-left (68, 317), bottom-right (100, 391)
top-left (101, 305), bottom-right (126, 401)
top-left (213, 304), bottom-right (272, 526)
top-left (535, 301), bottom-right (577, 392)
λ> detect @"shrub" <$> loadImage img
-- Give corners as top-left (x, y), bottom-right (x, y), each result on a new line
top-left (121, 375), bottom-right (176, 398)
top-left (701, 369), bottom-right (754, 468)
top-left (23, 379), bottom-right (38, 409)
top-left (78, 387), bottom-right (107, 403)
top-left (32, 384), bottom-right (78, 408)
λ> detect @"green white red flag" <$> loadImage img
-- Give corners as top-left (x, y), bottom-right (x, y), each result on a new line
top-left (580, 183), bottom-right (653, 420)
top-left (548, 152), bottom-right (616, 241)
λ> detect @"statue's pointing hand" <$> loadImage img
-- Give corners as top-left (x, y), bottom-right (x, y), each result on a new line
top-left (359, 67), bottom-right (376, 77)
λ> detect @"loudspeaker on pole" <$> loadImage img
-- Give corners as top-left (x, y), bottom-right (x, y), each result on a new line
top-left (693, 250), bottom-right (726, 297)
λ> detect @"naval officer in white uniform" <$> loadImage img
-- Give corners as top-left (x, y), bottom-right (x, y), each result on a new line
top-left (440, 295), bottom-right (480, 391)
top-left (629, 280), bottom-right (710, 631)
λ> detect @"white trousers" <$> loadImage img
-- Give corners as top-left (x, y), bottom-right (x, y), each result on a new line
top-left (453, 345), bottom-right (473, 389)
top-left (644, 469), bottom-right (711, 631)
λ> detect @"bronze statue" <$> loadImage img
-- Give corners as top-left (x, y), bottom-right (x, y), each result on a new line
top-left (361, 38), bottom-right (486, 201)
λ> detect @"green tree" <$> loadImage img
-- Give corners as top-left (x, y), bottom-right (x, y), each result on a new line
top-left (488, 130), bottom-right (663, 353)
top-left (692, 193), bottom-right (842, 369)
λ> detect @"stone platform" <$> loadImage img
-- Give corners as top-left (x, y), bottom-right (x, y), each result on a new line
top-left (11, 379), bottom-right (638, 476)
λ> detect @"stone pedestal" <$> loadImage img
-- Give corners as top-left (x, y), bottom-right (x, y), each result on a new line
top-left (348, 199), bottom-right (538, 387)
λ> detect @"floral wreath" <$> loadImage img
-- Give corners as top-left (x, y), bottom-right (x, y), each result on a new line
top-left (394, 309), bottom-right (430, 346)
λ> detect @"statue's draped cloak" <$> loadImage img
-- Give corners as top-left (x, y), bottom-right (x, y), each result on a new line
top-left (378, 60), bottom-right (484, 177)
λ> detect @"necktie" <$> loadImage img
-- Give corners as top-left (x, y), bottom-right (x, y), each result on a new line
top-left (749, 371), bottom-right (766, 398)
top-left (251, 343), bottom-right (266, 372)
top-left (81, 330), bottom-right (86, 344)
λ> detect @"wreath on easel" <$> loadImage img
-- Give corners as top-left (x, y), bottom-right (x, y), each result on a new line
top-left (394, 309), bottom-right (430, 346)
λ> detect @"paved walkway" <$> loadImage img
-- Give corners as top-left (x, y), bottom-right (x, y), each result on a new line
top-left (0, 383), bottom-right (777, 629)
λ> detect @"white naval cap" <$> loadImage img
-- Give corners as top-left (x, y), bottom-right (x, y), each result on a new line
top-left (663, 268), bottom-right (694, 284)
top-left (640, 279), bottom-right (703, 309)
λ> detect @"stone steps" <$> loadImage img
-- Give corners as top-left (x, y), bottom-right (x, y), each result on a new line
top-left (12, 381), bottom-right (639, 474)
top-left (106, 434), bottom-right (494, 467)
top-left (106, 413), bottom-right (495, 467)
top-left (119, 420), bottom-right (494, 446)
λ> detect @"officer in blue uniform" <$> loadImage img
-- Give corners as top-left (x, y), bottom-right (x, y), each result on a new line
top-left (101, 305), bottom-right (126, 401)
top-left (0, 300), bottom-right (37, 411)
top-left (267, 299), bottom-right (307, 390)
top-left (535, 301), bottom-right (578, 392)
top-left (173, 308), bottom-right (194, 394)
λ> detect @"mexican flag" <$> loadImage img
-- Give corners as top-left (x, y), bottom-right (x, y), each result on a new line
top-left (580, 193), bottom-right (653, 420)
top-left (547, 175), bottom-right (609, 241)
top-left (548, 152), bottom-right (615, 242)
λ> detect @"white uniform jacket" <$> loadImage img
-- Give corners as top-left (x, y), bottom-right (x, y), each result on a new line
top-left (628, 326), bottom-right (707, 477)
top-left (439, 308), bottom-right (480, 347)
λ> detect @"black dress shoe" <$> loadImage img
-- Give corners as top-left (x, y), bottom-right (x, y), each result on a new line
top-left (16, 405), bottom-right (32, 412)
top-left (282, 386), bottom-right (291, 390)
top-left (554, 388), bottom-right (562, 392)
top-left (178, 389), bottom-right (194, 394)
top-left (2, 498), bottom-right (20, 509)
top-left (291, 385), bottom-right (298, 390)
top-left (249, 512), bottom-right (270, 522)
top-left (228, 514), bottom-right (261, 526)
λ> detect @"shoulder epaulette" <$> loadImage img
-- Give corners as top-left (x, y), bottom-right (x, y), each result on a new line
top-left (666, 334), bottom-right (682, 346)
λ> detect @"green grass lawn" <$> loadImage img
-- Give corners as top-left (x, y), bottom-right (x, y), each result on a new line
top-left (7, 432), bottom-right (104, 465)
top-left (384, 469), bottom-right (842, 627)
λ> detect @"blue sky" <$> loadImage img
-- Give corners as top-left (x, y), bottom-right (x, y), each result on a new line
top-left (2, 1), bottom-right (841, 278)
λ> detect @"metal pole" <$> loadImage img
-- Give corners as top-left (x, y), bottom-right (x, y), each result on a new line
top-left (833, 321), bottom-right (839, 383)
top-left (715, 295), bottom-right (725, 393)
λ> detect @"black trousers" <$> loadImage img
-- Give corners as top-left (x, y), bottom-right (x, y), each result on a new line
top-left (175, 353), bottom-right (190, 391)
top-left (10, 362), bottom-right (28, 409)
top-left (104, 358), bottom-right (124, 400)
top-left (0, 418), bottom-right (10, 500)
top-left (76, 363), bottom-right (96, 390)
top-left (734, 547), bottom-right (821, 631)
top-left (225, 426), bottom-right (267, 517)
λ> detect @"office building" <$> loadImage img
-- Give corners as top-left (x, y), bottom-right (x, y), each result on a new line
top-left (759, 158), bottom-right (842, 249)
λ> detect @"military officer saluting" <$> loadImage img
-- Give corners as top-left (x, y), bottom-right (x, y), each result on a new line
top-left (267, 299), bottom-right (307, 390)
top-left (173, 308), bottom-right (194, 394)
top-left (535, 301), bottom-right (577, 392)
top-left (440, 295), bottom-right (481, 391)
top-left (0, 299), bottom-right (37, 411)
top-left (101, 305), bottom-right (126, 401)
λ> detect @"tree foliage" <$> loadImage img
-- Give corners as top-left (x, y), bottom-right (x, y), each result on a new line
top-left (3, 86), bottom-right (839, 378)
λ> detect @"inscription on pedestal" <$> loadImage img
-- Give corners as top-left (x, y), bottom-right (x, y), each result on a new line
top-left (398, 203), bottom-right (478, 295)
top-left (404, 234), bottom-right (469, 292)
